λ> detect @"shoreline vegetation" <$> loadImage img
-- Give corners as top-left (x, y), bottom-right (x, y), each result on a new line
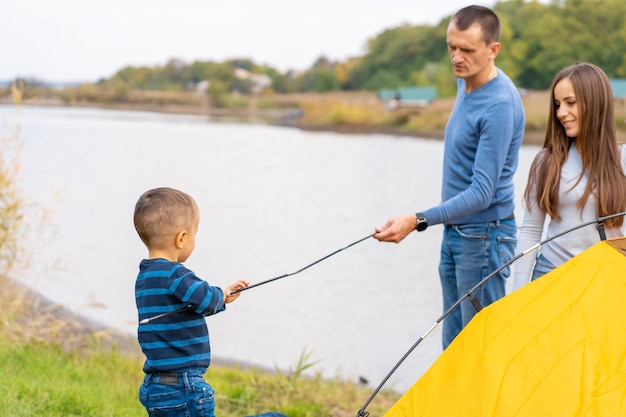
top-left (4, 89), bottom-right (626, 145)
top-left (3, 88), bottom-right (618, 146)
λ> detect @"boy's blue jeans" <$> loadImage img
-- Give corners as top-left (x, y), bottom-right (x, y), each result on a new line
top-left (139, 369), bottom-right (215, 417)
top-left (139, 369), bottom-right (288, 417)
top-left (438, 218), bottom-right (517, 349)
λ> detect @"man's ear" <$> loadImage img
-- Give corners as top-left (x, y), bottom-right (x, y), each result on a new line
top-left (490, 41), bottom-right (501, 59)
top-left (175, 230), bottom-right (187, 249)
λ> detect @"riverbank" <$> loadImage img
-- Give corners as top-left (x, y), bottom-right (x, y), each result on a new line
top-left (4, 90), bottom-right (553, 145)
top-left (2, 275), bottom-right (278, 372)
top-left (1, 275), bottom-right (398, 416)
top-left (6, 88), bottom-right (626, 145)
top-left (1, 275), bottom-right (139, 354)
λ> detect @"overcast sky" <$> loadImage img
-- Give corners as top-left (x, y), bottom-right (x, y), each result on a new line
top-left (2, 0), bottom-right (497, 82)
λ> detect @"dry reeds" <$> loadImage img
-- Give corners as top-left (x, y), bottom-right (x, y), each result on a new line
top-left (0, 276), bottom-right (133, 354)
top-left (0, 109), bottom-right (137, 355)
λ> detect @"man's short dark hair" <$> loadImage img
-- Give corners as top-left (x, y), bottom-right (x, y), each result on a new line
top-left (452, 5), bottom-right (501, 44)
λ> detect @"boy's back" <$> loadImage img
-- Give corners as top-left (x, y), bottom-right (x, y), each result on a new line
top-left (136, 258), bottom-right (226, 373)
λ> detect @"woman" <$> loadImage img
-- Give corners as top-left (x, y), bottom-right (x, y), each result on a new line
top-left (513, 62), bottom-right (626, 290)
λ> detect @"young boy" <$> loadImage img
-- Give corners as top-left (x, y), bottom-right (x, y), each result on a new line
top-left (133, 187), bottom-right (251, 417)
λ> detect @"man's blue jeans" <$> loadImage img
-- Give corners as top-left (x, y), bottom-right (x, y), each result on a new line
top-left (439, 218), bottom-right (517, 349)
top-left (139, 369), bottom-right (288, 417)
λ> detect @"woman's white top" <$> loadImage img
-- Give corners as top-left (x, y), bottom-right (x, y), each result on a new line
top-left (513, 144), bottom-right (626, 290)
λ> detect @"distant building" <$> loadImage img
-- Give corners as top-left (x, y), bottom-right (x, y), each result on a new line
top-left (396, 86), bottom-right (438, 106)
top-left (610, 79), bottom-right (626, 99)
top-left (378, 86), bottom-right (438, 109)
top-left (378, 89), bottom-right (398, 101)
top-left (194, 80), bottom-right (210, 94)
top-left (234, 68), bottom-right (272, 95)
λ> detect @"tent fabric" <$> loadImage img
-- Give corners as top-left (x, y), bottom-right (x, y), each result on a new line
top-left (384, 237), bottom-right (626, 417)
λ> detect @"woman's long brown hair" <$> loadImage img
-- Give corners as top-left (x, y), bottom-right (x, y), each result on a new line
top-left (524, 62), bottom-right (626, 229)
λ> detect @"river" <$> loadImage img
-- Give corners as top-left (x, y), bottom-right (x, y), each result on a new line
top-left (1, 104), bottom-right (540, 394)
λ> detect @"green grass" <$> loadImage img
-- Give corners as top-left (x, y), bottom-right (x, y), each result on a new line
top-left (0, 333), bottom-right (398, 417)
top-left (0, 337), bottom-right (144, 416)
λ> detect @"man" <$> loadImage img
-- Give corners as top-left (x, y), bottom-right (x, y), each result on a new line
top-left (374, 5), bottom-right (525, 349)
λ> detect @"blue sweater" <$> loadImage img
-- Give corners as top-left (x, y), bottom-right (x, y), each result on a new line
top-left (423, 69), bottom-right (525, 225)
top-left (135, 258), bottom-right (226, 373)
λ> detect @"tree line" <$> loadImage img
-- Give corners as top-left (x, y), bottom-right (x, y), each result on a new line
top-left (38, 0), bottom-right (626, 100)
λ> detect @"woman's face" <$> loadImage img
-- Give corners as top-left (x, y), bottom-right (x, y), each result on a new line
top-left (554, 77), bottom-right (580, 138)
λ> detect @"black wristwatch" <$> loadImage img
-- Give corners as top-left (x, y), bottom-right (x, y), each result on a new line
top-left (415, 212), bottom-right (428, 232)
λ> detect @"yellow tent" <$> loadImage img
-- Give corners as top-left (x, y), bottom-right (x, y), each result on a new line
top-left (384, 237), bottom-right (626, 417)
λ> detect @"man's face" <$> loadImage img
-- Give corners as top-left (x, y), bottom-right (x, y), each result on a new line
top-left (446, 21), bottom-right (498, 80)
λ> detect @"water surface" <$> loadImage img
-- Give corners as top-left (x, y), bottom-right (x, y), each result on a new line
top-left (1, 105), bottom-right (540, 393)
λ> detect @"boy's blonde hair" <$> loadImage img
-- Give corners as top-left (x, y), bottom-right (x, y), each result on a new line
top-left (134, 187), bottom-right (199, 249)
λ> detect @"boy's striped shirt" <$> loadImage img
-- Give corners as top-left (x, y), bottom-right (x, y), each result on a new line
top-left (135, 258), bottom-right (225, 373)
